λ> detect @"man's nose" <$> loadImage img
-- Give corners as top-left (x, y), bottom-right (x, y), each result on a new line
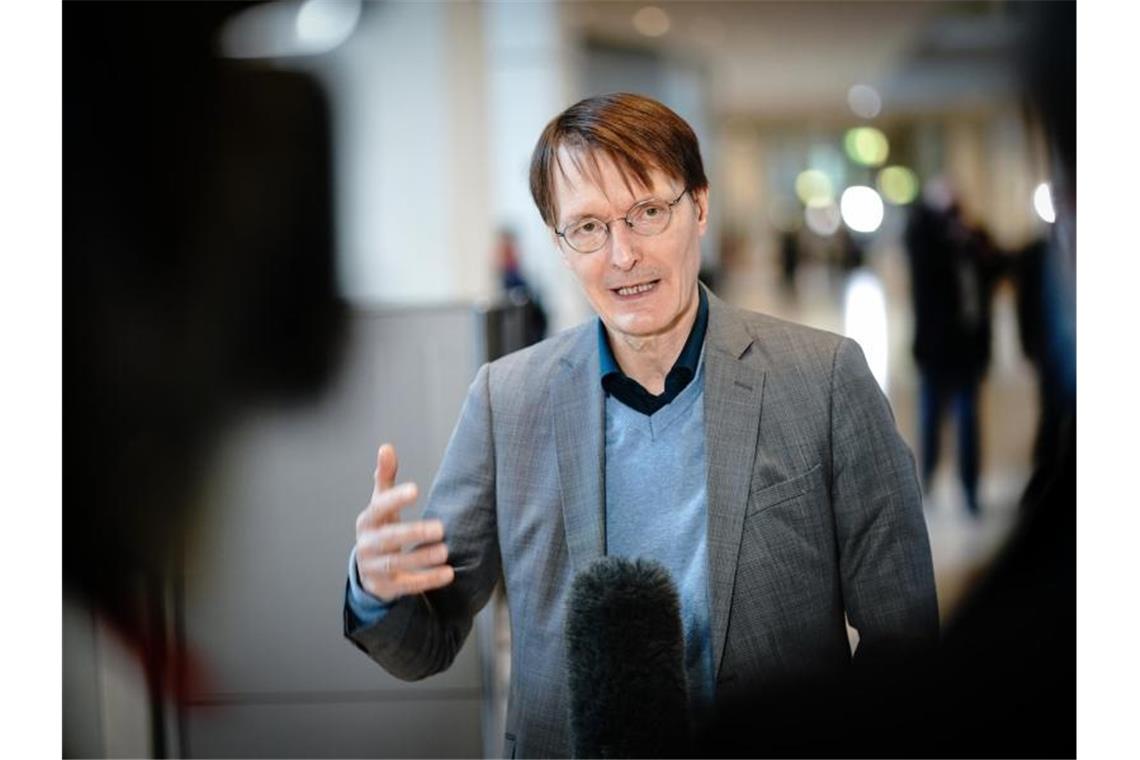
top-left (608, 222), bottom-right (640, 271)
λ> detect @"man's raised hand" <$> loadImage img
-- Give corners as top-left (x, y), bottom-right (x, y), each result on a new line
top-left (354, 443), bottom-right (455, 602)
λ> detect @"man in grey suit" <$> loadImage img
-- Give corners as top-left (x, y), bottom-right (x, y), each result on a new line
top-left (345, 93), bottom-right (938, 757)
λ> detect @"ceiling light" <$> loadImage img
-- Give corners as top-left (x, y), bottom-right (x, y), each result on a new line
top-left (847, 84), bottom-right (882, 119)
top-left (632, 6), bottom-right (670, 37)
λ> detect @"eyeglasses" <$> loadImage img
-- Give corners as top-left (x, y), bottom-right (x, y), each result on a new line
top-left (555, 189), bottom-right (688, 253)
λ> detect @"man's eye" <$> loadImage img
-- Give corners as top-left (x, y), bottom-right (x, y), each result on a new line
top-left (577, 221), bottom-right (599, 234)
top-left (633, 204), bottom-right (665, 223)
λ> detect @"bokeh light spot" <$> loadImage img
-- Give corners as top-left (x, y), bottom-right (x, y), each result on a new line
top-left (805, 202), bottom-right (842, 237)
top-left (847, 84), bottom-right (882, 119)
top-left (1034, 182), bottom-right (1056, 224)
top-left (840, 186), bottom-right (884, 233)
top-left (295, 0), bottom-right (361, 52)
top-left (877, 166), bottom-right (919, 205)
top-left (843, 127), bottom-right (890, 167)
top-left (632, 6), bottom-right (671, 37)
top-left (843, 270), bottom-right (889, 393)
top-left (795, 169), bottom-right (834, 207)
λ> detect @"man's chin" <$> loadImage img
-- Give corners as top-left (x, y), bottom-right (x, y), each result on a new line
top-left (604, 314), bottom-right (668, 341)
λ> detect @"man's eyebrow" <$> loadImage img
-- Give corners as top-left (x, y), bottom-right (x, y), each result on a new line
top-left (557, 188), bottom-right (608, 227)
top-left (560, 192), bottom-right (660, 228)
top-left (560, 207), bottom-right (601, 227)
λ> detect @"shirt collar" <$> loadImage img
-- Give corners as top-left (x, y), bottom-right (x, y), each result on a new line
top-left (597, 285), bottom-right (709, 388)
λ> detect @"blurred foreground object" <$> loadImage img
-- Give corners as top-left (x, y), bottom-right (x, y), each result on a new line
top-left (565, 557), bottom-right (691, 758)
top-left (65, 1), bottom-right (344, 753)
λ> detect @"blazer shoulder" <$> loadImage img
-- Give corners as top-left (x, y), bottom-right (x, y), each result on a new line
top-left (727, 308), bottom-right (885, 417)
top-left (483, 321), bottom-right (593, 402)
top-left (728, 306), bottom-right (847, 374)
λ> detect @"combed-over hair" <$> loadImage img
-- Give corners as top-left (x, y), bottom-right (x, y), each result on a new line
top-left (529, 92), bottom-right (708, 228)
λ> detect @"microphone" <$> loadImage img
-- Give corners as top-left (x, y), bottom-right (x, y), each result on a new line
top-left (564, 556), bottom-right (691, 758)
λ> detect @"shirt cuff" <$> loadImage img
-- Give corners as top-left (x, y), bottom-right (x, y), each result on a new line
top-left (346, 546), bottom-right (393, 624)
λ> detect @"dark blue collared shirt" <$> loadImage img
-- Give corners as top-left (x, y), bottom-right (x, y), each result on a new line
top-left (598, 286), bottom-right (709, 416)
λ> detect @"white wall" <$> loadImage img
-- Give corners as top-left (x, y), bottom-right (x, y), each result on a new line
top-left (300, 1), bottom-right (594, 332)
top-left (311, 1), bottom-right (494, 307)
top-left (484, 1), bottom-right (592, 333)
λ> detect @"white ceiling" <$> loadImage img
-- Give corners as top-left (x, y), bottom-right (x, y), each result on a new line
top-left (565, 1), bottom-right (1024, 121)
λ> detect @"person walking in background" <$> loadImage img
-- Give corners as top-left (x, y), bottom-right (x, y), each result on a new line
top-left (904, 179), bottom-right (998, 516)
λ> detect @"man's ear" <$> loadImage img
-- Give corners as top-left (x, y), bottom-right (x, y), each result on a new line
top-left (691, 187), bottom-right (710, 235)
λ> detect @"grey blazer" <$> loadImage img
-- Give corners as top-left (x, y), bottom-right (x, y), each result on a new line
top-left (345, 289), bottom-right (939, 758)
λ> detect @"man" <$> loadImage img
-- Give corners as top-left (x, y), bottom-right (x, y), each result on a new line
top-left (344, 93), bottom-right (938, 757)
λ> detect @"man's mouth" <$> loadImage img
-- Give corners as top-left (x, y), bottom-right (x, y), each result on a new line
top-left (611, 279), bottom-right (660, 297)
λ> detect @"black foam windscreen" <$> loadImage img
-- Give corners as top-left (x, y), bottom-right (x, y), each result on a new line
top-left (564, 556), bottom-right (691, 758)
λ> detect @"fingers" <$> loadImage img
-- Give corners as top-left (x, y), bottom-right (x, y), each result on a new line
top-left (357, 442), bottom-right (456, 602)
top-left (358, 518), bottom-right (444, 555)
top-left (359, 551), bottom-right (456, 602)
top-left (359, 541), bottom-right (449, 575)
top-left (364, 443), bottom-right (416, 527)
top-left (358, 482), bottom-right (420, 531)
top-left (374, 443), bottom-right (398, 492)
top-left (376, 565), bottom-right (456, 601)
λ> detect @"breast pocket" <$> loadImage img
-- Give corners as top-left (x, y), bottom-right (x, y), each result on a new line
top-left (747, 462), bottom-right (824, 516)
top-left (740, 461), bottom-right (835, 611)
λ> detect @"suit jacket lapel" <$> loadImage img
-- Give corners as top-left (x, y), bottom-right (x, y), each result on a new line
top-left (703, 290), bottom-right (765, 679)
top-left (549, 292), bottom-right (764, 677)
top-left (552, 326), bottom-right (607, 573)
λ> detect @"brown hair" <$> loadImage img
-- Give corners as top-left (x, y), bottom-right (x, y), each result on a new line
top-left (529, 92), bottom-right (708, 228)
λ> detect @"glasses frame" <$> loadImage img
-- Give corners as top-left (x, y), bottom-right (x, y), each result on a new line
top-left (555, 188), bottom-right (689, 254)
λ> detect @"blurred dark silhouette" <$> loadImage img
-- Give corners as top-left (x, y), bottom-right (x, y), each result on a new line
top-left (1013, 236), bottom-right (1069, 468)
top-left (838, 226), bottom-right (866, 275)
top-left (779, 230), bottom-right (799, 298)
top-left (497, 227), bottom-right (527, 293)
top-left (904, 184), bottom-right (1000, 515)
top-left (495, 226), bottom-right (548, 346)
top-left (66, 1), bottom-right (344, 752)
top-left (935, 0), bottom-right (1078, 744)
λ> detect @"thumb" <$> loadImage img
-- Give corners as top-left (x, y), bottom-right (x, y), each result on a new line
top-left (375, 443), bottom-right (399, 491)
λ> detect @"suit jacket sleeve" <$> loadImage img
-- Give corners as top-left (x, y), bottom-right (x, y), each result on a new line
top-left (343, 363), bottom-right (501, 681)
top-left (829, 337), bottom-right (939, 666)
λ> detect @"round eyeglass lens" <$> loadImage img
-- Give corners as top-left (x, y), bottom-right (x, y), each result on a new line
top-left (567, 220), bottom-right (607, 252)
top-left (629, 201), bottom-right (670, 233)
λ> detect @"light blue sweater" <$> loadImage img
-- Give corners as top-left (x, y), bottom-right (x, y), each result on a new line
top-left (348, 306), bottom-right (716, 709)
top-left (603, 352), bottom-right (715, 710)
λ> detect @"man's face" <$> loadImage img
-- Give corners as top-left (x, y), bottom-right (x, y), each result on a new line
top-left (550, 149), bottom-right (709, 343)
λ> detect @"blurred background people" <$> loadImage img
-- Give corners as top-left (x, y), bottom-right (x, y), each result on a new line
top-left (1012, 230), bottom-right (1073, 472)
top-left (778, 229), bottom-right (800, 299)
top-left (904, 178), bottom-right (999, 516)
top-left (495, 226), bottom-right (548, 347)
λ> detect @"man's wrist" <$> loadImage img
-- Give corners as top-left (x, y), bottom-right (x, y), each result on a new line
top-left (347, 547), bottom-right (394, 621)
